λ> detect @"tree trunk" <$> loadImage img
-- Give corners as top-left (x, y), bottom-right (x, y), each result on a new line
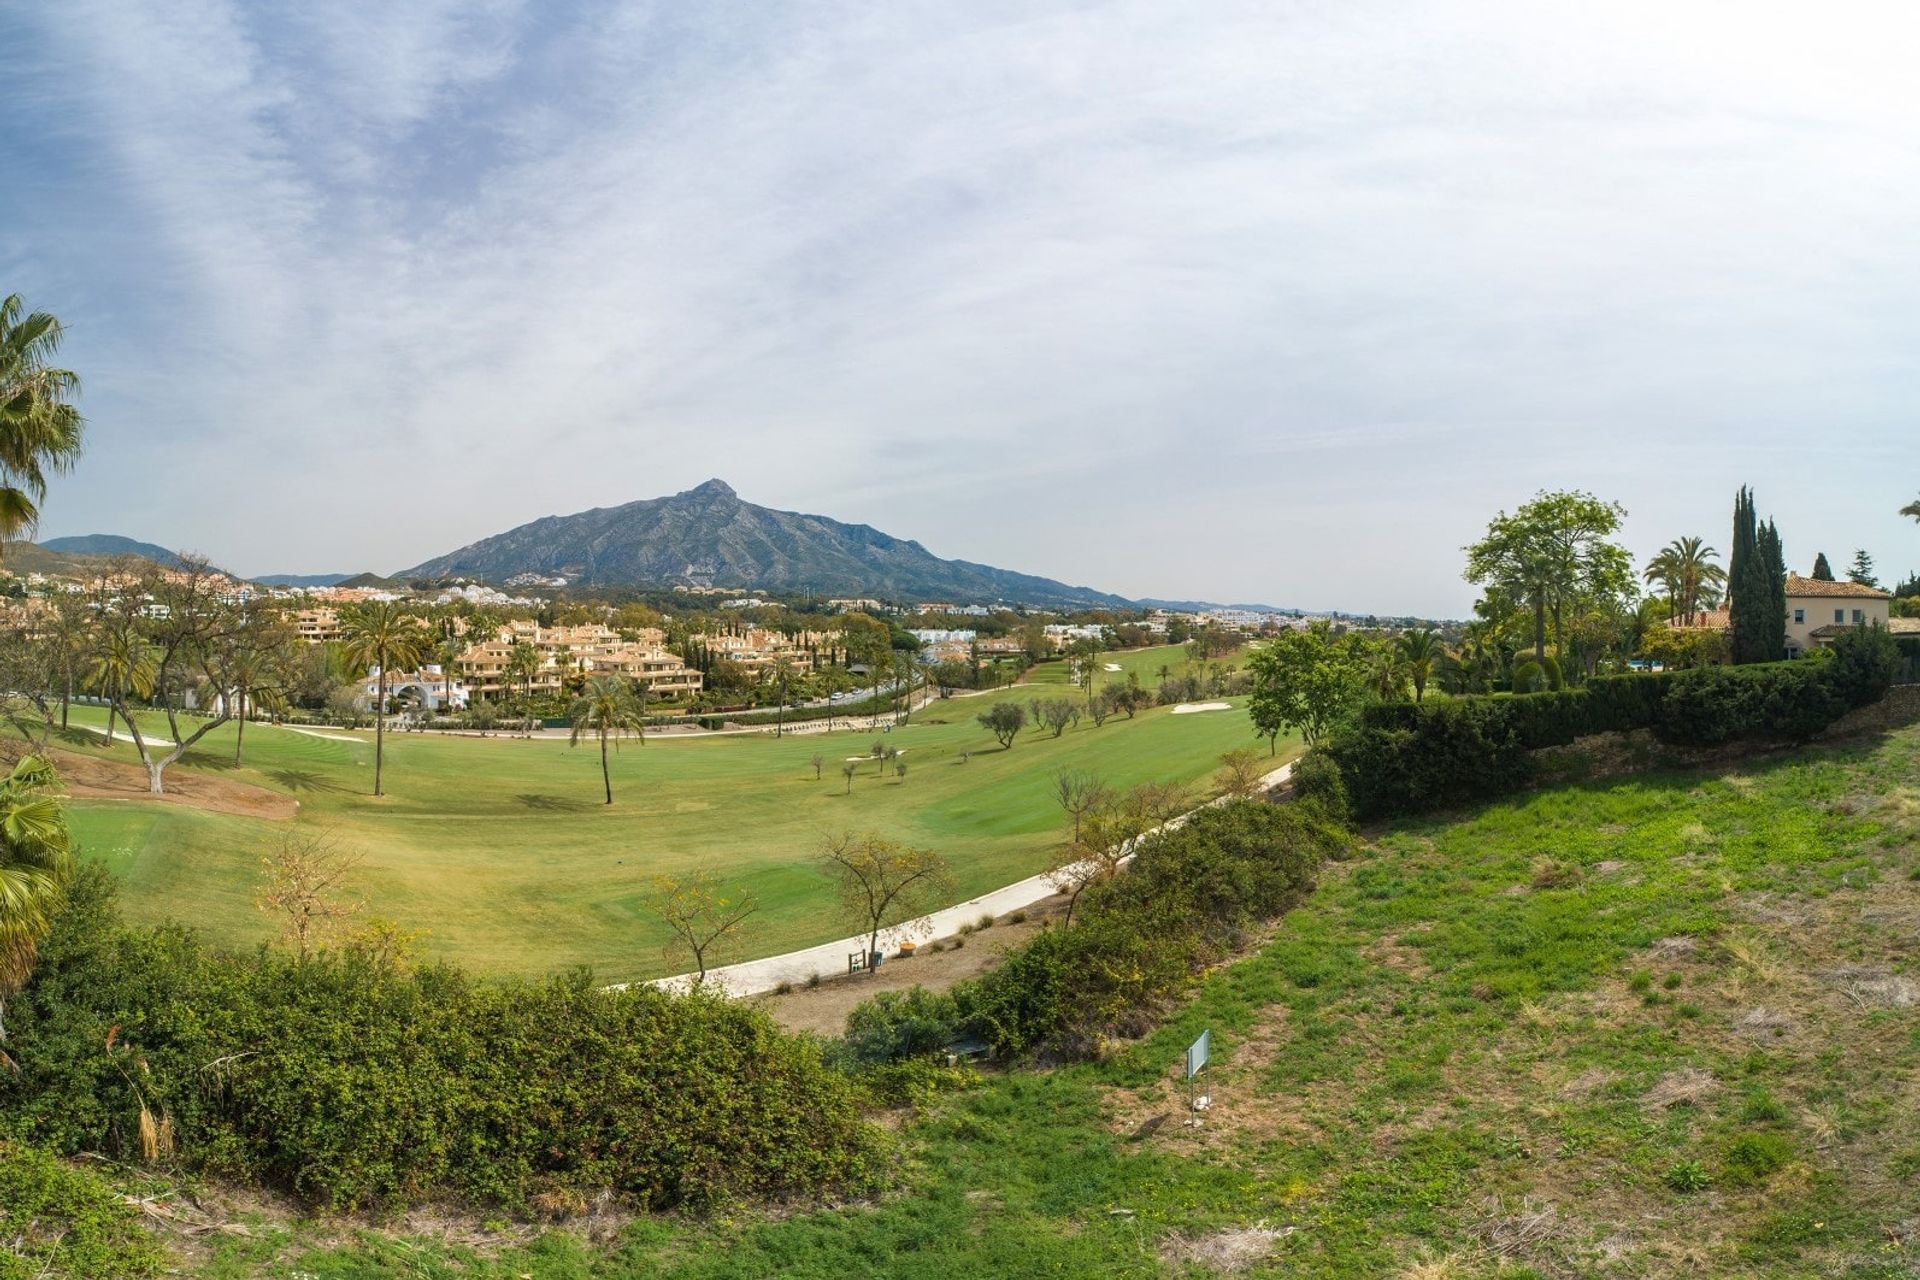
top-left (374, 673), bottom-right (387, 796)
top-left (1533, 597), bottom-right (1547, 662)
top-left (234, 692), bottom-right (246, 764)
top-left (146, 759), bottom-right (165, 795)
top-left (601, 731), bottom-right (612, 805)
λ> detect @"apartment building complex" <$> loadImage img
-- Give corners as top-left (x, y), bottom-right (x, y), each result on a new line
top-left (455, 621), bottom-right (702, 699)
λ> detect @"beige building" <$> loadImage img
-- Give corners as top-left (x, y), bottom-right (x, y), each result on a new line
top-left (1784, 574), bottom-right (1889, 657)
top-left (294, 607), bottom-right (344, 645)
top-left (690, 626), bottom-right (830, 676)
top-left (456, 621), bottom-right (701, 700)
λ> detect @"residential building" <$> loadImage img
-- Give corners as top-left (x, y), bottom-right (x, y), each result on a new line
top-left (359, 664), bottom-right (468, 712)
top-left (1784, 575), bottom-right (1889, 657)
top-left (294, 607), bottom-right (343, 645)
top-left (455, 621), bottom-right (702, 699)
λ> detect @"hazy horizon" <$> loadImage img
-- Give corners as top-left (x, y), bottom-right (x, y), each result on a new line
top-left (5, 2), bottom-right (1916, 614)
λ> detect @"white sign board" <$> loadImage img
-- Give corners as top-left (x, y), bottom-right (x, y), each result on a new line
top-left (1185, 1029), bottom-right (1211, 1080)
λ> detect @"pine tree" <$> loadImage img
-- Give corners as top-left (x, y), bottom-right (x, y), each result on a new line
top-left (1847, 549), bottom-right (1879, 587)
top-left (1811, 551), bottom-right (1834, 581)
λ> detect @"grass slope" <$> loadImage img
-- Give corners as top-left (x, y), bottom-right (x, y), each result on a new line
top-left (206, 722), bottom-right (1920, 1278)
top-left (52, 694), bottom-right (1280, 981)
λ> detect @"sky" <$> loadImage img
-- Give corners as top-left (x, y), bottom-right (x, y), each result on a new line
top-left (3, 1), bottom-right (1916, 616)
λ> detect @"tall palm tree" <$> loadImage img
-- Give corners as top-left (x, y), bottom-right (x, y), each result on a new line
top-left (1398, 629), bottom-right (1440, 701)
top-left (770, 655), bottom-right (796, 738)
top-left (339, 602), bottom-right (430, 797)
top-left (84, 617), bottom-right (156, 748)
top-left (0, 295), bottom-right (86, 546)
top-left (1646, 537), bottom-right (1725, 621)
top-left (1642, 547), bottom-right (1681, 620)
top-left (506, 640), bottom-right (541, 708)
top-left (0, 754), bottom-right (73, 1042)
top-left (568, 675), bottom-right (646, 805)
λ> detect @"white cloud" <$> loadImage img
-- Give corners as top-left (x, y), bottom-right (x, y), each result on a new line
top-left (9, 0), bottom-right (1919, 613)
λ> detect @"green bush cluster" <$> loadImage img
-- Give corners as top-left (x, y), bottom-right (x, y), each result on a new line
top-left (2, 871), bottom-right (884, 1213)
top-left (1315, 628), bottom-right (1898, 819)
top-left (0, 1140), bottom-right (163, 1279)
top-left (844, 800), bottom-right (1352, 1063)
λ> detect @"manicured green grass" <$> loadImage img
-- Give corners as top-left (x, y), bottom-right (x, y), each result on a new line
top-left (210, 723), bottom-right (1920, 1277)
top-left (1020, 641), bottom-right (1246, 690)
top-left (53, 696), bottom-right (1283, 981)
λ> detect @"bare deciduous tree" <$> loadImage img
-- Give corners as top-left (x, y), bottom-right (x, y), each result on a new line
top-left (1216, 747), bottom-right (1268, 799)
top-left (255, 828), bottom-right (363, 957)
top-left (1053, 769), bottom-right (1110, 844)
top-left (818, 831), bottom-right (952, 966)
top-left (648, 870), bottom-right (759, 985)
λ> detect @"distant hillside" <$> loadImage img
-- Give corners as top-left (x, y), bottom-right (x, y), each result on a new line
top-left (399, 479), bottom-right (1133, 609)
top-left (254, 572), bottom-right (355, 587)
top-left (39, 534), bottom-right (188, 569)
top-left (336, 572), bottom-right (401, 589)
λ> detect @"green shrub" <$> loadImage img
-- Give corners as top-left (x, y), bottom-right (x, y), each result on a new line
top-left (1823, 624), bottom-right (1899, 709)
top-left (1288, 748), bottom-right (1350, 826)
top-left (1323, 699), bottom-right (1531, 821)
top-left (1324, 652), bottom-right (1881, 820)
top-left (838, 987), bottom-right (963, 1067)
top-left (3, 870), bottom-right (884, 1213)
top-left (1720, 1131), bottom-right (1794, 1187)
top-left (1654, 660), bottom-right (1844, 747)
top-left (1511, 659), bottom-right (1544, 693)
top-left (954, 800), bottom-right (1350, 1058)
top-left (0, 1140), bottom-right (164, 1279)
top-left (1664, 1159), bottom-right (1712, 1193)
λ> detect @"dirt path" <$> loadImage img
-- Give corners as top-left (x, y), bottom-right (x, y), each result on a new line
top-left (757, 898), bottom-right (1063, 1036)
top-left (3, 740), bottom-right (297, 820)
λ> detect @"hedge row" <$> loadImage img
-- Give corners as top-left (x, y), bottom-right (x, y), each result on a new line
top-left (2, 872), bottom-right (885, 1213)
top-left (1307, 627), bottom-right (1900, 821)
top-left (841, 798), bottom-right (1355, 1065)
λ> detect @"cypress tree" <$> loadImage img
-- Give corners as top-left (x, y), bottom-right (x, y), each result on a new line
top-left (1812, 551), bottom-right (1834, 581)
top-left (1729, 487), bottom-right (1762, 663)
top-left (1760, 518), bottom-right (1786, 661)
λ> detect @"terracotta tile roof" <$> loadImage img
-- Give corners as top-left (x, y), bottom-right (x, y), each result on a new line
top-left (1891, 617), bottom-right (1920, 636)
top-left (1786, 573), bottom-right (1890, 599)
top-left (1665, 608), bottom-right (1730, 630)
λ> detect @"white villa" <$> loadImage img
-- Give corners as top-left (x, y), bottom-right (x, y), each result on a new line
top-left (1783, 574), bottom-right (1890, 658)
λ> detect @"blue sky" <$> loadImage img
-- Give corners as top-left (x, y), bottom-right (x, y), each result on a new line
top-left (3, 1), bottom-right (1916, 614)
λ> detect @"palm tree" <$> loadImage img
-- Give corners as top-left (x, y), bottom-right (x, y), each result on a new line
top-left (1367, 643), bottom-right (1409, 701)
top-left (506, 640), bottom-right (541, 709)
top-left (0, 754), bottom-right (73, 1041)
top-left (0, 295), bottom-right (86, 546)
top-left (1645, 537), bottom-right (1725, 621)
top-left (339, 602), bottom-right (430, 797)
top-left (1903, 495), bottom-right (1920, 525)
top-left (770, 655), bottom-right (796, 738)
top-left (84, 617), bottom-right (156, 748)
top-left (1642, 547), bottom-right (1681, 620)
top-left (1398, 629), bottom-right (1440, 701)
top-left (568, 675), bottom-right (646, 804)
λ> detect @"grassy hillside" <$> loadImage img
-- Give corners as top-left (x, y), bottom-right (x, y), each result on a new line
top-left (52, 695), bottom-right (1279, 981)
top-left (197, 719), bottom-right (1920, 1277)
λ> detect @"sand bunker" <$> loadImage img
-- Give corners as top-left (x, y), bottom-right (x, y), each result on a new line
top-left (286, 727), bottom-right (364, 743)
top-left (1171, 702), bottom-right (1232, 715)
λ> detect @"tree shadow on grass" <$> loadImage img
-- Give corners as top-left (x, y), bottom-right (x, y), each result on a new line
top-left (268, 768), bottom-right (354, 795)
top-left (514, 792), bottom-right (593, 813)
top-left (178, 749), bottom-right (239, 773)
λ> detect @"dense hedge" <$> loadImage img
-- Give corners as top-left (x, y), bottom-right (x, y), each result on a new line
top-left (1, 871), bottom-right (884, 1213)
top-left (1317, 628), bottom-right (1898, 820)
top-left (0, 1139), bottom-right (163, 1279)
top-left (846, 799), bottom-right (1353, 1063)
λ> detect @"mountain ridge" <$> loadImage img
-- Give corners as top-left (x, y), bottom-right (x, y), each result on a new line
top-left (399, 479), bottom-right (1133, 608)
